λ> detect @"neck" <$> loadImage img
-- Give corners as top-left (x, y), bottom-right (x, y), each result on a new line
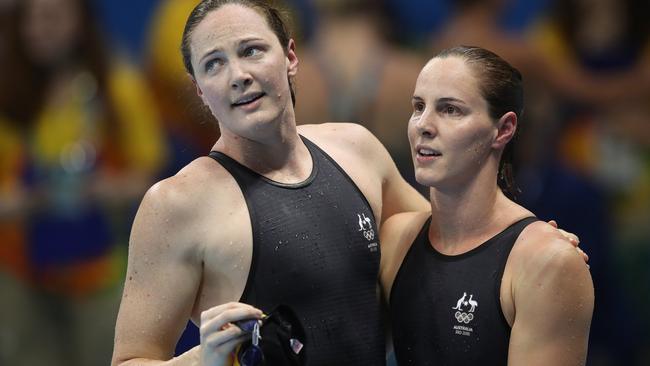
top-left (427, 163), bottom-right (515, 254)
top-left (213, 113), bottom-right (312, 184)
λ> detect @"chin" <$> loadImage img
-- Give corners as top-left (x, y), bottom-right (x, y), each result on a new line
top-left (414, 172), bottom-right (439, 188)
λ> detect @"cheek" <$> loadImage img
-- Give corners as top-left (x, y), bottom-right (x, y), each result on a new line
top-left (406, 119), bottom-right (418, 145)
top-left (260, 59), bottom-right (290, 92)
top-left (458, 129), bottom-right (493, 160)
top-left (199, 84), bottom-right (228, 115)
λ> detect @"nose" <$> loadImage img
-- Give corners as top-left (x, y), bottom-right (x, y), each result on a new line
top-left (414, 110), bottom-right (437, 139)
top-left (230, 60), bottom-right (253, 90)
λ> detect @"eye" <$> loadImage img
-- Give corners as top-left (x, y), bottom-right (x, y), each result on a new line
top-left (441, 104), bottom-right (461, 116)
top-left (204, 58), bottom-right (224, 74)
top-left (413, 101), bottom-right (425, 113)
top-left (243, 46), bottom-right (262, 57)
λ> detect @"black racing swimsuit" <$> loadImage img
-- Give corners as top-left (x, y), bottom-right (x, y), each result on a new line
top-left (390, 216), bottom-right (537, 366)
top-left (208, 136), bottom-right (385, 365)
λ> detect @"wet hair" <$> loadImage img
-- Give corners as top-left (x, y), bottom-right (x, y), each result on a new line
top-left (180, 0), bottom-right (295, 106)
top-left (434, 46), bottom-right (524, 197)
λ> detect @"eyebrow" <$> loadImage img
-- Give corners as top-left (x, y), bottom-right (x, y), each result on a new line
top-left (199, 47), bottom-right (223, 65)
top-left (198, 37), bottom-right (266, 64)
top-left (411, 96), bottom-right (467, 105)
top-left (436, 97), bottom-right (466, 105)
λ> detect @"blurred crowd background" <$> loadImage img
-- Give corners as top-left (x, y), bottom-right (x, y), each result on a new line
top-left (0, 0), bottom-right (648, 365)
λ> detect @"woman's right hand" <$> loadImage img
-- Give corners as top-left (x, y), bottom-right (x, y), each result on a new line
top-left (199, 302), bottom-right (263, 366)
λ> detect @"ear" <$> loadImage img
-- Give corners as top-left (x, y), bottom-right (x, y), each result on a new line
top-left (492, 111), bottom-right (517, 149)
top-left (286, 38), bottom-right (299, 77)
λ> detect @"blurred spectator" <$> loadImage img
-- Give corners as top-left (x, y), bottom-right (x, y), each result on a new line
top-left (0, 0), bottom-right (166, 365)
top-left (294, 0), bottom-right (426, 188)
top-left (144, 0), bottom-right (218, 178)
top-left (431, 0), bottom-right (650, 104)
top-left (530, 0), bottom-right (650, 364)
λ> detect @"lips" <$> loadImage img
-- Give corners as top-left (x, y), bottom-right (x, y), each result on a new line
top-left (415, 145), bottom-right (442, 158)
top-left (232, 92), bottom-right (265, 107)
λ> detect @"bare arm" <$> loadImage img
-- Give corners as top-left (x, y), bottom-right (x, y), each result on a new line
top-left (112, 181), bottom-right (204, 366)
top-left (351, 124), bottom-right (429, 222)
top-left (112, 168), bottom-right (264, 366)
top-left (378, 212), bottom-right (430, 303)
top-left (380, 156), bottom-right (430, 222)
top-left (508, 232), bottom-right (594, 366)
top-left (300, 123), bottom-right (429, 224)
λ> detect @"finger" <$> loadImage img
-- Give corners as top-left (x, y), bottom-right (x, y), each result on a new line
top-left (558, 228), bottom-right (579, 246)
top-left (202, 302), bottom-right (262, 321)
top-left (203, 323), bottom-right (249, 351)
top-left (547, 220), bottom-right (558, 228)
top-left (201, 305), bottom-right (263, 338)
top-left (576, 247), bottom-right (589, 263)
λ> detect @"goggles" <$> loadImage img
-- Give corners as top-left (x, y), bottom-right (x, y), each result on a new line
top-left (234, 305), bottom-right (306, 366)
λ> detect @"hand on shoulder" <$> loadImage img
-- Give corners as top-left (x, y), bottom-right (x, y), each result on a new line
top-left (514, 221), bottom-right (590, 278)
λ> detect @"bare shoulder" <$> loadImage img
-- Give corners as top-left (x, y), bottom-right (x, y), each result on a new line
top-left (379, 211), bottom-right (431, 300)
top-left (131, 156), bottom-right (240, 256)
top-left (512, 221), bottom-right (588, 277)
top-left (299, 122), bottom-right (384, 154)
top-left (138, 157), bottom-right (223, 225)
top-left (509, 220), bottom-right (593, 309)
top-left (298, 123), bottom-right (392, 173)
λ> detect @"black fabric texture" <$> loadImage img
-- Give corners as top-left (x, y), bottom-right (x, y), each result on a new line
top-left (208, 136), bottom-right (385, 366)
top-left (390, 216), bottom-right (538, 366)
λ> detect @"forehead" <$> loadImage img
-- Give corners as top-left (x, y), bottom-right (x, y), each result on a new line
top-left (415, 56), bottom-right (482, 100)
top-left (191, 4), bottom-right (276, 52)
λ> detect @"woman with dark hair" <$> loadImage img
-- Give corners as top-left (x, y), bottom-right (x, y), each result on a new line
top-left (380, 46), bottom-right (594, 365)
